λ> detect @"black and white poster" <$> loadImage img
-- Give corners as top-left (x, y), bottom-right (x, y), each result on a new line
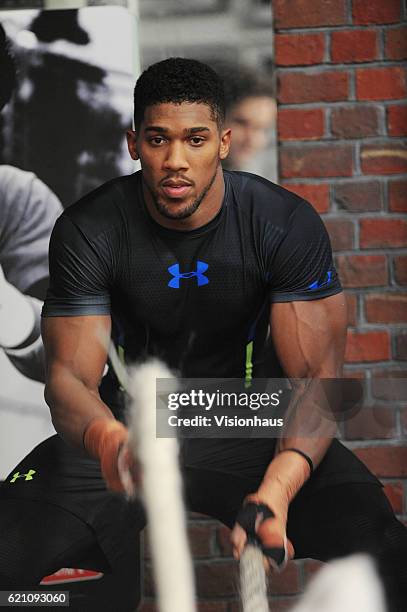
top-left (0, 5), bottom-right (136, 477)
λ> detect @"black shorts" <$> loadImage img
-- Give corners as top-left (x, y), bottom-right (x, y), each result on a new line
top-left (0, 435), bottom-right (381, 563)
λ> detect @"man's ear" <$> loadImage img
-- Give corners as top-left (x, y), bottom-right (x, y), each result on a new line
top-left (219, 128), bottom-right (231, 160)
top-left (126, 130), bottom-right (139, 160)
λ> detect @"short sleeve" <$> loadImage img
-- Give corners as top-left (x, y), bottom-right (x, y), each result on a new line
top-left (268, 200), bottom-right (342, 302)
top-left (42, 214), bottom-right (111, 317)
top-left (0, 166), bottom-right (62, 293)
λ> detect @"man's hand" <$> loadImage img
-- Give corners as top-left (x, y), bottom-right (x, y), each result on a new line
top-left (232, 449), bottom-right (312, 571)
top-left (231, 494), bottom-right (294, 572)
top-left (83, 417), bottom-right (141, 497)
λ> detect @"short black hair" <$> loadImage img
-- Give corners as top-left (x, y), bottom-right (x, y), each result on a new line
top-left (134, 57), bottom-right (225, 130)
top-left (0, 24), bottom-right (16, 112)
top-left (210, 60), bottom-right (274, 113)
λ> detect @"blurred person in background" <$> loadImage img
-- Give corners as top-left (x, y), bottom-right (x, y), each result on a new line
top-left (0, 23), bottom-right (62, 382)
top-left (212, 60), bottom-right (276, 173)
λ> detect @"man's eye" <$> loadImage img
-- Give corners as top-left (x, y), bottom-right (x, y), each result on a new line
top-left (150, 137), bottom-right (165, 145)
top-left (190, 137), bottom-right (205, 146)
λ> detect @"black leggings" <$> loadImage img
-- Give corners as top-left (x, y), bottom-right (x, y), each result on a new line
top-left (0, 499), bottom-right (109, 589)
top-left (1, 480), bottom-right (405, 609)
top-left (1, 435), bottom-right (406, 610)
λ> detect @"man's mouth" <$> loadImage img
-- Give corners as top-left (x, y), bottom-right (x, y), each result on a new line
top-left (161, 181), bottom-right (193, 199)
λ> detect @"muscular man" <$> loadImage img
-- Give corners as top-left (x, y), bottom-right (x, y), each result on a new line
top-left (0, 58), bottom-right (405, 611)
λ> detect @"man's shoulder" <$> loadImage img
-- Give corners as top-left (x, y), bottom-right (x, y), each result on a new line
top-left (225, 170), bottom-right (309, 230)
top-left (63, 172), bottom-right (141, 236)
top-left (0, 164), bottom-right (60, 213)
top-left (0, 164), bottom-right (36, 192)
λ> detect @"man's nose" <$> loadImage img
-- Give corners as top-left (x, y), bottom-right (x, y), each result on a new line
top-left (163, 142), bottom-right (189, 171)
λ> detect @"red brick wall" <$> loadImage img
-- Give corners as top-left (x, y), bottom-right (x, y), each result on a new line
top-left (140, 1), bottom-right (406, 609)
top-left (273, 2), bottom-right (407, 607)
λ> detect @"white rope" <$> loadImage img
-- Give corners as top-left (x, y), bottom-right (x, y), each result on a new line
top-left (127, 359), bottom-right (197, 612)
top-left (290, 554), bottom-right (386, 612)
top-left (103, 336), bottom-right (270, 611)
top-left (240, 544), bottom-right (269, 612)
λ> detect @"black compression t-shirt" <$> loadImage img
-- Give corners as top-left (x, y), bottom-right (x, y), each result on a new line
top-left (42, 170), bottom-right (341, 413)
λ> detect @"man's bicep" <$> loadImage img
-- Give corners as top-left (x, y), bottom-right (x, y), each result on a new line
top-left (42, 315), bottom-right (111, 389)
top-left (270, 293), bottom-right (347, 378)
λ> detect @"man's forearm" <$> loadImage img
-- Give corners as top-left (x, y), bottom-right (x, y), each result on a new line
top-left (278, 378), bottom-right (338, 464)
top-left (258, 378), bottom-right (339, 505)
top-left (45, 368), bottom-right (114, 449)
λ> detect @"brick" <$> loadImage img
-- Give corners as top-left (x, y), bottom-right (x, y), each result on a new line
top-left (188, 524), bottom-right (214, 557)
top-left (198, 604), bottom-right (228, 612)
top-left (344, 405), bottom-right (396, 440)
top-left (352, 0), bottom-right (401, 25)
top-left (346, 292), bottom-right (358, 326)
top-left (280, 145), bottom-right (353, 179)
top-left (383, 481), bottom-right (404, 513)
top-left (343, 368), bottom-right (366, 379)
top-left (387, 105), bottom-right (407, 136)
top-left (335, 255), bottom-right (387, 288)
top-left (331, 106), bottom-right (379, 138)
top-left (354, 446), bottom-right (407, 478)
top-left (365, 293), bottom-right (407, 323)
top-left (275, 33), bottom-right (325, 66)
top-left (324, 219), bottom-right (354, 250)
top-left (268, 561), bottom-right (301, 595)
top-left (195, 561), bottom-right (237, 597)
top-left (389, 180), bottom-right (407, 212)
top-left (371, 368), bottom-right (407, 401)
top-left (402, 407), bottom-right (407, 435)
top-left (385, 26), bottom-right (407, 60)
top-left (144, 523), bottom-right (214, 560)
top-left (278, 108), bottom-right (324, 140)
top-left (356, 67), bottom-right (406, 100)
top-left (393, 255), bottom-right (407, 284)
top-left (267, 600), bottom-right (300, 612)
top-left (331, 30), bottom-right (378, 63)
top-left (334, 181), bottom-right (382, 212)
top-left (361, 143), bottom-right (407, 175)
top-left (395, 331), bottom-right (407, 359)
top-left (278, 71), bottom-right (349, 104)
top-left (229, 599), bottom-right (298, 612)
top-left (283, 183), bottom-right (329, 213)
top-left (217, 525), bottom-right (233, 557)
top-left (274, 0), bottom-right (346, 28)
top-left (360, 218), bottom-right (407, 248)
top-left (345, 330), bottom-right (390, 362)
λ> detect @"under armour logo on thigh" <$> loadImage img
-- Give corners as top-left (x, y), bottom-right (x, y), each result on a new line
top-left (167, 261), bottom-right (209, 288)
top-left (9, 469), bottom-right (37, 483)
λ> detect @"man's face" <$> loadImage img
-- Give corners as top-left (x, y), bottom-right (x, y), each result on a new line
top-left (226, 96), bottom-right (276, 169)
top-left (127, 102), bottom-right (230, 221)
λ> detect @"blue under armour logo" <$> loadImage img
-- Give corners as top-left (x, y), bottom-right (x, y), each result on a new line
top-left (308, 270), bottom-right (332, 290)
top-left (167, 261), bottom-right (209, 288)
